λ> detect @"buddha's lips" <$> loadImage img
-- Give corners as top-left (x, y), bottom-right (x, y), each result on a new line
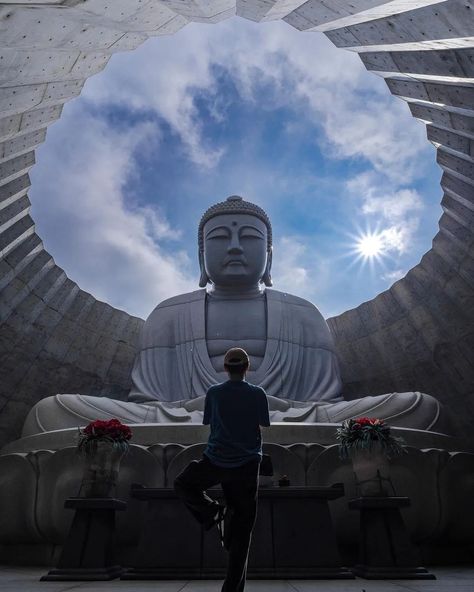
top-left (224, 257), bottom-right (247, 266)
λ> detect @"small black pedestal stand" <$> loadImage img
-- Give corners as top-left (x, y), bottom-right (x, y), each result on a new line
top-left (41, 497), bottom-right (127, 581)
top-left (349, 496), bottom-right (435, 580)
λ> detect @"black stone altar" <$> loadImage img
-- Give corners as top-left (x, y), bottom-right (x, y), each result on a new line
top-left (41, 498), bottom-right (127, 581)
top-left (122, 483), bottom-right (353, 580)
top-left (349, 496), bottom-right (435, 580)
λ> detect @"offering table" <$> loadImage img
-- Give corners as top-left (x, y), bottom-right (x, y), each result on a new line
top-left (122, 483), bottom-right (353, 580)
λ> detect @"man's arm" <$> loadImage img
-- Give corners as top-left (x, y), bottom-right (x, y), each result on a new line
top-left (258, 388), bottom-right (271, 427)
top-left (203, 389), bottom-right (212, 425)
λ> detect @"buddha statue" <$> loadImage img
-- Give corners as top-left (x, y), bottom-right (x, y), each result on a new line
top-left (22, 196), bottom-right (441, 436)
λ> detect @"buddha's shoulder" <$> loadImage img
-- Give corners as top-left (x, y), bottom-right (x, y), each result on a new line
top-left (140, 290), bottom-right (205, 346)
top-left (148, 289), bottom-right (205, 317)
top-left (266, 289), bottom-right (324, 316)
top-left (267, 289), bottom-right (333, 347)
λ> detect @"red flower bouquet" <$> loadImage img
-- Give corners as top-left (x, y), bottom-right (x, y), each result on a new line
top-left (336, 417), bottom-right (405, 459)
top-left (78, 418), bottom-right (132, 457)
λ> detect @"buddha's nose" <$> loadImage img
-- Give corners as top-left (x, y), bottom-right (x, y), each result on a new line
top-left (228, 232), bottom-right (243, 254)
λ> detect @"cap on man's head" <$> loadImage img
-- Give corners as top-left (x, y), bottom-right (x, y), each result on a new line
top-left (224, 348), bottom-right (250, 367)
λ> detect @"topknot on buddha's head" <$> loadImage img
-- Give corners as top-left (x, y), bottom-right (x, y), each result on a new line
top-left (198, 196), bottom-right (272, 253)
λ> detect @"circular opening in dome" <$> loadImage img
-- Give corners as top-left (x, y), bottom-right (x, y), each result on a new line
top-left (30, 18), bottom-right (442, 320)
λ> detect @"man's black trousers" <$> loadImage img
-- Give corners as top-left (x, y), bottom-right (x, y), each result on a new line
top-left (174, 454), bottom-right (260, 592)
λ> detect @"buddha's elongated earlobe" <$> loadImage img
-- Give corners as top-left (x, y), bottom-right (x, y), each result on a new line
top-left (262, 248), bottom-right (273, 287)
top-left (198, 250), bottom-right (209, 287)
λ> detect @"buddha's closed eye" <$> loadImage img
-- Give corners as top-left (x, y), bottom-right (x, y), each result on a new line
top-left (239, 226), bottom-right (265, 239)
top-left (206, 227), bottom-right (230, 240)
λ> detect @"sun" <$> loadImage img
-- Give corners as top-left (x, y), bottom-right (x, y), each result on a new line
top-left (343, 228), bottom-right (390, 269)
top-left (356, 231), bottom-right (385, 259)
top-left (339, 224), bottom-right (400, 274)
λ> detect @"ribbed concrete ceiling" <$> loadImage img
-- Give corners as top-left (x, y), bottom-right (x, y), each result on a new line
top-left (0, 0), bottom-right (473, 449)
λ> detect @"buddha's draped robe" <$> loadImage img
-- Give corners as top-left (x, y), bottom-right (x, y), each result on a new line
top-left (130, 289), bottom-right (343, 404)
top-left (21, 289), bottom-right (441, 435)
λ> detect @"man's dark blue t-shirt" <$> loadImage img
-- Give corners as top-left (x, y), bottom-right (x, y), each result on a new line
top-left (203, 380), bottom-right (270, 468)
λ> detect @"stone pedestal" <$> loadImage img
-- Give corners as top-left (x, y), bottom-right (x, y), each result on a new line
top-left (2, 440), bottom-right (472, 567)
top-left (41, 498), bottom-right (127, 581)
top-left (349, 496), bottom-right (435, 579)
top-left (123, 483), bottom-right (353, 579)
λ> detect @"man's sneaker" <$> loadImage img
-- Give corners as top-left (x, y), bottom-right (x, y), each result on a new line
top-left (204, 503), bottom-right (224, 531)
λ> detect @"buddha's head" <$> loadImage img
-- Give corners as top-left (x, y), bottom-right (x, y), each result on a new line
top-left (198, 196), bottom-right (273, 289)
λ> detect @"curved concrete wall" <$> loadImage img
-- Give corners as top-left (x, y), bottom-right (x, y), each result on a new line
top-left (0, 0), bottom-right (472, 448)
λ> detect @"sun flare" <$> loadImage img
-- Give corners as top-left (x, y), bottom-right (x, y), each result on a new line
top-left (356, 232), bottom-right (385, 259)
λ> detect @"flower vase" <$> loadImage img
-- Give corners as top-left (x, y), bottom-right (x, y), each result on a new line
top-left (79, 440), bottom-right (125, 498)
top-left (351, 447), bottom-right (390, 497)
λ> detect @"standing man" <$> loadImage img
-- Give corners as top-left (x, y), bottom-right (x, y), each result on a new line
top-left (174, 347), bottom-right (270, 592)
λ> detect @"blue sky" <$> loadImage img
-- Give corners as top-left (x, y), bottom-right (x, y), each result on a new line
top-left (30, 18), bottom-right (442, 319)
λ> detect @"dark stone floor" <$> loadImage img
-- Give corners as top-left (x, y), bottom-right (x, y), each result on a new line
top-left (0, 566), bottom-right (473, 592)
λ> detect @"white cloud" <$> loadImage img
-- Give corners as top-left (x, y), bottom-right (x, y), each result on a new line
top-left (378, 221), bottom-right (419, 255)
top-left (320, 102), bottom-right (428, 183)
top-left (84, 18), bottom-right (431, 182)
top-left (272, 235), bottom-right (330, 304)
top-left (272, 236), bottom-right (309, 293)
top-left (222, 22), bottom-right (430, 182)
top-left (29, 18), bottom-right (437, 317)
top-left (382, 269), bottom-right (406, 283)
top-left (361, 187), bottom-right (423, 220)
top-left (30, 102), bottom-right (196, 319)
top-left (84, 29), bottom-right (224, 168)
top-left (347, 171), bottom-right (424, 255)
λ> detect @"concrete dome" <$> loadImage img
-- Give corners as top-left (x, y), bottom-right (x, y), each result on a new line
top-left (0, 0), bottom-right (473, 448)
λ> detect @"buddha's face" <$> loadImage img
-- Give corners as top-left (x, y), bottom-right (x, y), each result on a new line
top-left (202, 213), bottom-right (268, 288)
